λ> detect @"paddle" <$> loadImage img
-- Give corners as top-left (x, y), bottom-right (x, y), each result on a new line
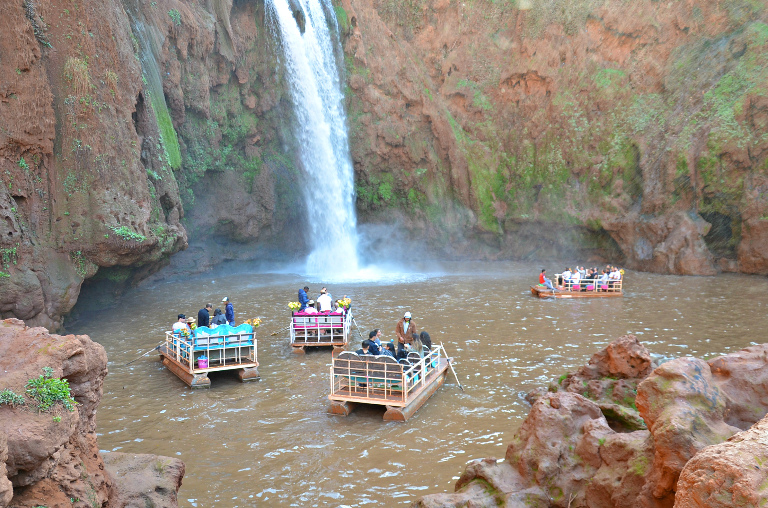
top-left (125, 341), bottom-right (164, 366)
top-left (440, 341), bottom-right (464, 391)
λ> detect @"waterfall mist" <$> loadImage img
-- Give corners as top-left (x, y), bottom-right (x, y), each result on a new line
top-left (266, 0), bottom-right (360, 279)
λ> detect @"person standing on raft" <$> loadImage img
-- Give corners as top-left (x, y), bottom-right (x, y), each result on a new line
top-left (197, 303), bottom-right (212, 327)
top-left (298, 286), bottom-right (310, 311)
top-left (222, 296), bottom-right (235, 326)
top-left (395, 311), bottom-right (417, 354)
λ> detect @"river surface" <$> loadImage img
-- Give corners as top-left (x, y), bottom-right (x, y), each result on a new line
top-left (69, 262), bottom-right (768, 507)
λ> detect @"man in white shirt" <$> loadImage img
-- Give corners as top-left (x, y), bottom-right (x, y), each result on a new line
top-left (172, 314), bottom-right (187, 331)
top-left (317, 289), bottom-right (332, 312)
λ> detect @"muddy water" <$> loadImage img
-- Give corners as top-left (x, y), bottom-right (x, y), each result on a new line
top-left (69, 262), bottom-right (768, 507)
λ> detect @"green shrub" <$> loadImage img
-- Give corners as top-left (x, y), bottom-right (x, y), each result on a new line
top-left (25, 367), bottom-right (77, 412)
top-left (168, 9), bottom-right (181, 26)
top-left (0, 388), bottom-right (25, 407)
top-left (109, 226), bottom-right (146, 242)
top-left (18, 157), bottom-right (29, 170)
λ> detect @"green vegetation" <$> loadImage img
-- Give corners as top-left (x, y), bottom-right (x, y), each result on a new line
top-left (0, 388), bottom-right (25, 407)
top-left (25, 367), bottom-right (77, 412)
top-left (18, 157), bottom-right (29, 170)
top-left (168, 9), bottom-right (181, 26)
top-left (109, 226), bottom-right (146, 242)
top-left (333, 2), bottom-right (349, 33)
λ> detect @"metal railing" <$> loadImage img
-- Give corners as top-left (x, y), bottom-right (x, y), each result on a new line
top-left (554, 274), bottom-right (623, 293)
top-left (290, 309), bottom-right (351, 345)
top-left (164, 330), bottom-right (258, 374)
top-left (329, 345), bottom-right (443, 405)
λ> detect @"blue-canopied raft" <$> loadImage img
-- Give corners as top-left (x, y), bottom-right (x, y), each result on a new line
top-left (158, 323), bottom-right (260, 388)
top-left (328, 345), bottom-right (450, 421)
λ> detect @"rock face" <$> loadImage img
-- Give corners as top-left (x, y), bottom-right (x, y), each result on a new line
top-left (342, 0), bottom-right (768, 274)
top-left (103, 452), bottom-right (185, 508)
top-left (2, 0), bottom-right (768, 327)
top-left (414, 337), bottom-right (768, 507)
top-left (674, 413), bottom-right (768, 508)
top-left (0, 319), bottom-right (183, 507)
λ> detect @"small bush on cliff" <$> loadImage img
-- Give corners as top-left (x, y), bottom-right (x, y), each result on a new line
top-left (26, 367), bottom-right (77, 412)
top-left (0, 389), bottom-right (25, 407)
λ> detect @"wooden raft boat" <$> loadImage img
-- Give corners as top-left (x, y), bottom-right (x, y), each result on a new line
top-left (289, 309), bottom-right (351, 354)
top-left (328, 345), bottom-right (449, 421)
top-left (530, 279), bottom-right (623, 298)
top-left (158, 326), bottom-right (259, 388)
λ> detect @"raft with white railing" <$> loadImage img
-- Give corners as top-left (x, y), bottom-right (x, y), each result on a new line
top-left (158, 324), bottom-right (260, 388)
top-left (530, 278), bottom-right (623, 298)
top-left (289, 309), bottom-right (352, 353)
top-left (327, 345), bottom-right (449, 421)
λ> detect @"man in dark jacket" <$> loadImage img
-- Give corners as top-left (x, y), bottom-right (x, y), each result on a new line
top-left (298, 286), bottom-right (310, 311)
top-left (356, 340), bottom-right (371, 355)
top-left (197, 303), bottom-right (212, 327)
top-left (223, 297), bottom-right (235, 326)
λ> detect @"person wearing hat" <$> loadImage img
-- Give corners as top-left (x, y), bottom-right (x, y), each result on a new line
top-left (222, 297), bottom-right (235, 326)
top-left (298, 286), bottom-right (310, 311)
top-left (304, 300), bottom-right (318, 314)
top-left (395, 311), bottom-right (417, 355)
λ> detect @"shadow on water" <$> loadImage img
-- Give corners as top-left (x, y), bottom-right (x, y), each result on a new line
top-left (69, 261), bottom-right (768, 507)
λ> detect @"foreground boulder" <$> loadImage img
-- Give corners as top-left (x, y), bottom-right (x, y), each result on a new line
top-left (0, 319), bottom-right (184, 507)
top-left (414, 336), bottom-right (768, 507)
top-left (103, 452), bottom-right (185, 508)
top-left (674, 413), bottom-right (768, 507)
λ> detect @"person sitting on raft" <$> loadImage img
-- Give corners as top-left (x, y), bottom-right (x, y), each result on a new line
top-left (420, 331), bottom-right (432, 350)
top-left (539, 269), bottom-right (557, 291)
top-left (303, 300), bottom-right (318, 314)
top-left (317, 288), bottom-right (333, 312)
top-left (211, 308), bottom-right (227, 327)
top-left (172, 314), bottom-right (189, 333)
top-left (356, 340), bottom-right (372, 356)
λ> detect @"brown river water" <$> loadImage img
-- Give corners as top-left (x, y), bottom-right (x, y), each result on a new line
top-left (68, 261), bottom-right (768, 507)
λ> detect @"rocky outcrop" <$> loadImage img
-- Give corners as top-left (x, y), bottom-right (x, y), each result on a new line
top-left (674, 413), bottom-right (768, 508)
top-left (0, 319), bottom-right (183, 507)
top-left (103, 452), bottom-right (185, 508)
top-left (415, 336), bottom-right (768, 507)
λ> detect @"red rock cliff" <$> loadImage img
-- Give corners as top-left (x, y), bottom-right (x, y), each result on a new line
top-left (0, 319), bottom-right (183, 508)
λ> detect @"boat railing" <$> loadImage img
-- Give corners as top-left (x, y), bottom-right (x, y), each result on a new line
top-left (164, 329), bottom-right (258, 374)
top-left (553, 274), bottom-right (623, 293)
top-left (290, 309), bottom-right (351, 345)
top-left (329, 345), bottom-right (443, 404)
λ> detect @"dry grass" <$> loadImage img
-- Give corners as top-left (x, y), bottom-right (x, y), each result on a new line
top-left (104, 69), bottom-right (119, 98)
top-left (64, 57), bottom-right (91, 96)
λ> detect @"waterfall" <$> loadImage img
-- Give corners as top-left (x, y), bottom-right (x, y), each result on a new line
top-left (266, 0), bottom-right (360, 277)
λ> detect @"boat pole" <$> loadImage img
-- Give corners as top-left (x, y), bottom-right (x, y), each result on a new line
top-left (125, 341), bottom-right (164, 366)
top-left (351, 317), bottom-right (365, 341)
top-left (270, 324), bottom-right (291, 336)
top-left (440, 342), bottom-right (464, 391)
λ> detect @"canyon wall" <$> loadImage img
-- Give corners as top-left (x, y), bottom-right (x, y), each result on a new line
top-left (340, 0), bottom-right (768, 273)
top-left (1, 0), bottom-right (768, 327)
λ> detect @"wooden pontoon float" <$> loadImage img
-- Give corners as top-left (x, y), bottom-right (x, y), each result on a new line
top-left (159, 324), bottom-right (259, 388)
top-left (530, 278), bottom-right (623, 298)
top-left (328, 345), bottom-right (449, 421)
top-left (290, 310), bottom-right (352, 354)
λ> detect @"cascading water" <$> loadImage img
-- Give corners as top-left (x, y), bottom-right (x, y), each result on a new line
top-left (267, 0), bottom-right (360, 278)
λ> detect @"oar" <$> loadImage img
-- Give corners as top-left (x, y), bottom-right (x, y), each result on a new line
top-left (125, 341), bottom-right (164, 366)
top-left (270, 324), bottom-right (291, 336)
top-left (440, 341), bottom-right (464, 391)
